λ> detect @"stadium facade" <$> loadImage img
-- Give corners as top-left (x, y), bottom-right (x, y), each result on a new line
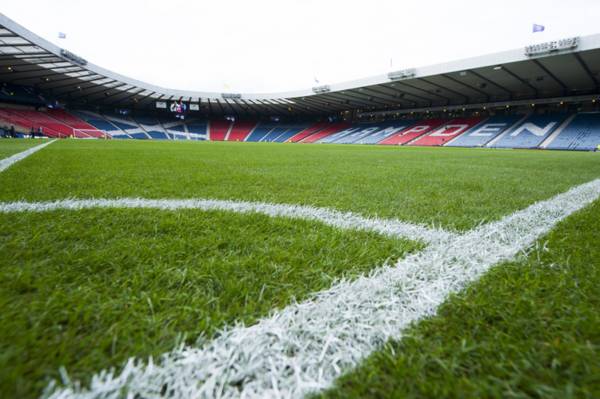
top-left (0, 13), bottom-right (599, 150)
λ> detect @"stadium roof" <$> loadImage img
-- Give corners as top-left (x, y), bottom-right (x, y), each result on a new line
top-left (0, 12), bottom-right (599, 117)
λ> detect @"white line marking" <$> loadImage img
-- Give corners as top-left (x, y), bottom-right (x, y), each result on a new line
top-left (37, 178), bottom-right (600, 399)
top-left (0, 139), bottom-right (55, 173)
top-left (0, 197), bottom-right (455, 245)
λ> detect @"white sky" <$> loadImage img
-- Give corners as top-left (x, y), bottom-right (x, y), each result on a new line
top-left (2, 0), bottom-right (600, 93)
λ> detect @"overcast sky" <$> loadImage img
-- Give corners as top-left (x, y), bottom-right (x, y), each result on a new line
top-left (2, 0), bottom-right (600, 93)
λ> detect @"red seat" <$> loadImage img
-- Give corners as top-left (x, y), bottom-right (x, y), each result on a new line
top-left (226, 121), bottom-right (256, 141)
top-left (379, 119), bottom-right (446, 145)
top-left (209, 120), bottom-right (231, 141)
top-left (409, 118), bottom-right (482, 146)
top-left (288, 122), bottom-right (328, 143)
top-left (301, 123), bottom-right (351, 143)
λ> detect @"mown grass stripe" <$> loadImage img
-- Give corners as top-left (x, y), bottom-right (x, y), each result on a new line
top-left (0, 139), bottom-right (54, 173)
top-left (0, 198), bottom-right (455, 244)
top-left (44, 178), bottom-right (600, 398)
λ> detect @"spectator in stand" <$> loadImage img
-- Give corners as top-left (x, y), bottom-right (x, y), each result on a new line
top-left (9, 125), bottom-right (16, 138)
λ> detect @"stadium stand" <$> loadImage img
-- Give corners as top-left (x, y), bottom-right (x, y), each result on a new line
top-left (317, 126), bottom-right (358, 143)
top-left (103, 113), bottom-right (140, 131)
top-left (160, 119), bottom-right (187, 140)
top-left (446, 115), bottom-right (523, 147)
top-left (245, 124), bottom-right (277, 142)
top-left (209, 120), bottom-right (231, 141)
top-left (409, 117), bottom-right (482, 146)
top-left (545, 113), bottom-right (600, 151)
top-left (185, 121), bottom-right (208, 140)
top-left (270, 126), bottom-right (308, 143)
top-left (378, 119), bottom-right (445, 145)
top-left (73, 111), bottom-right (130, 138)
top-left (355, 122), bottom-right (416, 144)
top-left (288, 123), bottom-right (328, 143)
top-left (2, 107), bottom-right (599, 152)
top-left (490, 114), bottom-right (568, 149)
top-left (261, 127), bottom-right (292, 142)
top-left (334, 125), bottom-right (387, 144)
top-left (47, 109), bottom-right (106, 138)
top-left (333, 122), bottom-right (418, 144)
top-left (301, 123), bottom-right (350, 143)
top-left (0, 108), bottom-right (100, 138)
top-left (226, 121), bottom-right (257, 141)
top-left (133, 115), bottom-right (170, 140)
top-left (1, 15), bottom-right (599, 152)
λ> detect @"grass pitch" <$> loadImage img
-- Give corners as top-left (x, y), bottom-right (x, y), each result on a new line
top-left (0, 139), bottom-right (599, 398)
top-left (0, 209), bottom-right (415, 398)
top-left (1, 140), bottom-right (599, 230)
top-left (321, 197), bottom-right (600, 398)
top-left (0, 138), bottom-right (42, 159)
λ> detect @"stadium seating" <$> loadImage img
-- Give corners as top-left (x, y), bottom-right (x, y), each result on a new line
top-left (261, 127), bottom-right (292, 142)
top-left (317, 126), bottom-right (359, 143)
top-left (288, 122), bottom-right (328, 143)
top-left (133, 116), bottom-right (169, 140)
top-left (209, 120), bottom-right (231, 141)
top-left (301, 123), bottom-right (350, 143)
top-left (103, 113), bottom-right (140, 131)
top-left (333, 122), bottom-right (417, 144)
top-left (185, 121), bottom-right (208, 140)
top-left (73, 111), bottom-right (130, 138)
top-left (379, 119), bottom-right (445, 145)
top-left (2, 107), bottom-right (597, 151)
top-left (160, 120), bottom-right (187, 140)
top-left (0, 108), bottom-right (93, 138)
top-left (226, 121), bottom-right (257, 141)
top-left (354, 122), bottom-right (416, 144)
top-left (546, 113), bottom-right (600, 151)
top-left (333, 125), bottom-right (384, 144)
top-left (446, 115), bottom-right (523, 147)
top-left (491, 114), bottom-right (568, 149)
top-left (245, 124), bottom-right (277, 142)
top-left (409, 117), bottom-right (482, 146)
top-left (47, 109), bottom-right (106, 138)
top-left (270, 126), bottom-right (308, 143)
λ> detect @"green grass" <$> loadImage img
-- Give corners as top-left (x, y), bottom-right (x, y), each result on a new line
top-left (0, 208), bottom-right (417, 398)
top-left (0, 140), bottom-right (599, 230)
top-left (320, 199), bottom-right (600, 399)
top-left (2, 139), bottom-right (600, 398)
top-left (0, 138), bottom-right (42, 159)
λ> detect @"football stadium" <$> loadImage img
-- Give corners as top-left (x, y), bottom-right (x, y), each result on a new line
top-left (1, 2), bottom-right (600, 398)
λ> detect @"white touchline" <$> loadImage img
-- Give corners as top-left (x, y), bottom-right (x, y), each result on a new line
top-left (0, 198), bottom-right (455, 245)
top-left (0, 139), bottom-right (55, 173)
top-left (4, 179), bottom-right (595, 399)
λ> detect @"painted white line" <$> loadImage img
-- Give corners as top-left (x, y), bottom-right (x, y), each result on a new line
top-left (0, 197), bottom-right (455, 245)
top-left (0, 139), bottom-right (55, 173)
top-left (41, 178), bottom-right (600, 399)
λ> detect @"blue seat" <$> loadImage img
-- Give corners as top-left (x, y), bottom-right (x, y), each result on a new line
top-left (245, 125), bottom-right (275, 142)
top-left (317, 127), bottom-right (359, 143)
top-left (335, 124), bottom-right (391, 144)
top-left (186, 122), bottom-right (207, 135)
top-left (357, 122), bottom-right (415, 144)
top-left (271, 126), bottom-right (307, 143)
top-left (546, 113), bottom-right (600, 151)
top-left (448, 116), bottom-right (521, 147)
top-left (129, 132), bottom-right (148, 139)
top-left (492, 114), bottom-right (568, 149)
